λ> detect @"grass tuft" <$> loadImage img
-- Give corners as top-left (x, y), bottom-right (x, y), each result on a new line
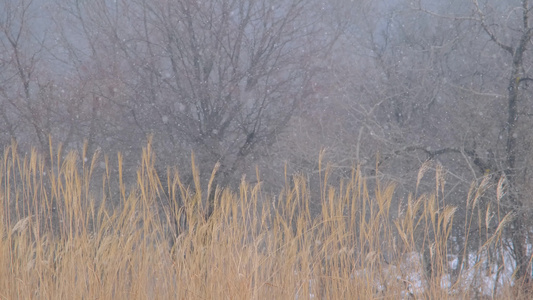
top-left (0, 141), bottom-right (520, 299)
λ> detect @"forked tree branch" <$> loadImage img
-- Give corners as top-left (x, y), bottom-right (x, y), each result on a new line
top-left (473, 0), bottom-right (514, 54)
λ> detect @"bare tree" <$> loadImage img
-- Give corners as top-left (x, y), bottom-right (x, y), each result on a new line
top-left (0, 0), bottom-right (50, 150)
top-left (466, 0), bottom-right (533, 284)
top-left (410, 0), bottom-right (533, 284)
top-left (0, 0), bottom-right (92, 158)
top-left (41, 0), bottom-right (336, 221)
top-left (295, 0), bottom-right (533, 286)
top-left (368, 0), bottom-right (533, 285)
top-left (109, 0), bottom-right (332, 188)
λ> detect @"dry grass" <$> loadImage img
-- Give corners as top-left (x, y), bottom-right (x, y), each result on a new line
top-left (0, 140), bottom-right (523, 299)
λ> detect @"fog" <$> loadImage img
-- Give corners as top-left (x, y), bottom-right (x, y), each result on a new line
top-left (1, 0), bottom-right (532, 289)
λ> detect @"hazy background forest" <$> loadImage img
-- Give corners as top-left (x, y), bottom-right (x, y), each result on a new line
top-left (2, 0), bottom-right (533, 297)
